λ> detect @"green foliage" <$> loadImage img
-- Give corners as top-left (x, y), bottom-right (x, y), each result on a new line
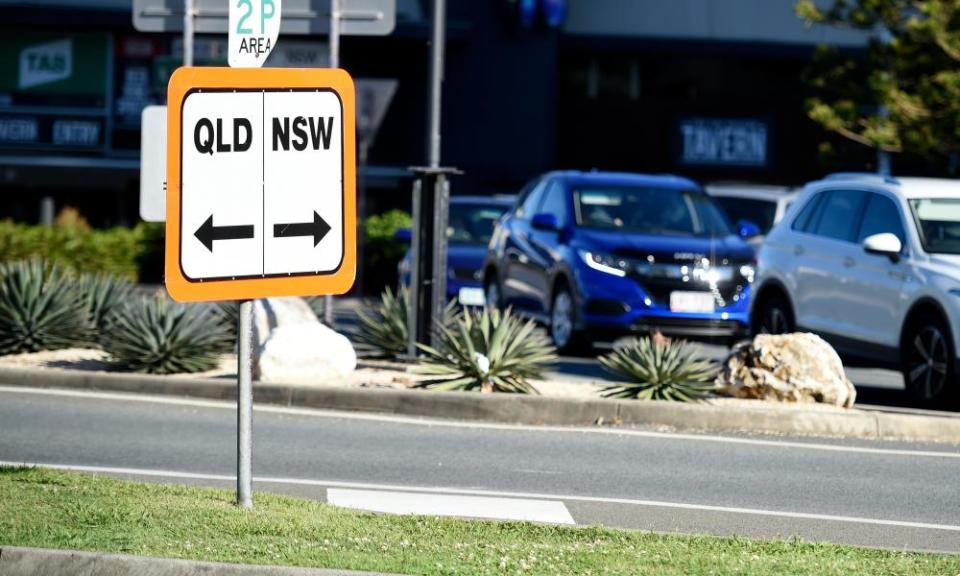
top-left (599, 337), bottom-right (717, 401)
top-left (0, 260), bottom-right (92, 355)
top-left (354, 286), bottom-right (412, 358)
top-left (415, 307), bottom-right (555, 394)
top-left (353, 286), bottom-right (458, 358)
top-left (363, 210), bottom-right (412, 294)
top-left (797, 0), bottom-right (960, 167)
top-left (76, 273), bottom-right (134, 337)
top-left (103, 297), bottom-right (231, 375)
top-left (0, 220), bottom-right (162, 282)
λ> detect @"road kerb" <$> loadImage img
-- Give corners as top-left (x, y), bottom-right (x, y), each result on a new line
top-left (0, 366), bottom-right (957, 443)
top-left (0, 546), bottom-right (396, 576)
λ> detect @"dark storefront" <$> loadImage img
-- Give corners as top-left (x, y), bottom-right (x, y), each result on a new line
top-left (0, 0), bottom-right (872, 227)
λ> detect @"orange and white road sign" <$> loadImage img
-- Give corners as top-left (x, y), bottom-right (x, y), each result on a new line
top-left (165, 66), bottom-right (356, 302)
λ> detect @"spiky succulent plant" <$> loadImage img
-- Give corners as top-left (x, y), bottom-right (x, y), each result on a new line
top-left (353, 286), bottom-right (459, 359)
top-left (599, 336), bottom-right (717, 401)
top-left (414, 307), bottom-right (555, 394)
top-left (76, 272), bottom-right (133, 338)
top-left (103, 297), bottom-right (232, 374)
top-left (0, 260), bottom-right (92, 355)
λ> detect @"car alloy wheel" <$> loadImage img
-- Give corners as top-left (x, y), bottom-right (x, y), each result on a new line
top-left (906, 324), bottom-right (949, 402)
top-left (485, 281), bottom-right (501, 311)
top-left (762, 307), bottom-right (790, 334)
top-left (754, 294), bottom-right (793, 336)
top-left (551, 290), bottom-right (574, 349)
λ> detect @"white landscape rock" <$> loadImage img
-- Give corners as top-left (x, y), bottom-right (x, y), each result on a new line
top-left (716, 333), bottom-right (856, 408)
top-left (251, 297), bottom-right (356, 383)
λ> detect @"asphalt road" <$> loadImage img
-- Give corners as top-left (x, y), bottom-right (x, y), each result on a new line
top-left (2, 387), bottom-right (958, 553)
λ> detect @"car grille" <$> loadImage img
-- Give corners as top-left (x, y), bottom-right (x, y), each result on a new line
top-left (623, 260), bottom-right (748, 308)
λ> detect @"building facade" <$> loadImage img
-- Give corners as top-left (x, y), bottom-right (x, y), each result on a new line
top-left (0, 0), bottom-right (868, 225)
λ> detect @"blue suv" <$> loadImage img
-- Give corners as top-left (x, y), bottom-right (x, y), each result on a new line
top-left (483, 171), bottom-right (758, 351)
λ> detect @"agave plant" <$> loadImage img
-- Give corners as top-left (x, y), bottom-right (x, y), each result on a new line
top-left (353, 286), bottom-right (459, 358)
top-left (103, 297), bottom-right (232, 374)
top-left (0, 260), bottom-right (92, 355)
top-left (599, 336), bottom-right (717, 401)
top-left (76, 273), bottom-right (133, 337)
top-left (414, 307), bottom-right (555, 394)
top-left (214, 301), bottom-right (240, 340)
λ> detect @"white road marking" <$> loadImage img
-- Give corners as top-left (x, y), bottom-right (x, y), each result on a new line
top-left (1, 385), bottom-right (959, 459)
top-left (326, 488), bottom-right (575, 525)
top-left (3, 460), bottom-right (959, 533)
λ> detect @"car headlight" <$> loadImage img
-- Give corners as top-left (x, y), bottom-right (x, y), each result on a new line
top-left (580, 250), bottom-right (628, 277)
top-left (739, 264), bottom-right (755, 283)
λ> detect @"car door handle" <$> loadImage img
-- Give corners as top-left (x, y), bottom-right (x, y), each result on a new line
top-left (889, 270), bottom-right (906, 281)
top-left (794, 245), bottom-right (805, 256)
top-left (843, 257), bottom-right (855, 268)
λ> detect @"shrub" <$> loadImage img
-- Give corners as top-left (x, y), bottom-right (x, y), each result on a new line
top-left (353, 286), bottom-right (410, 357)
top-left (77, 273), bottom-right (134, 338)
top-left (363, 210), bottom-right (412, 295)
top-left (414, 308), bottom-right (555, 394)
top-left (0, 260), bottom-right (92, 355)
top-left (0, 220), bottom-right (162, 282)
top-left (353, 286), bottom-right (459, 359)
top-left (103, 297), bottom-right (232, 375)
top-left (599, 336), bottom-right (717, 401)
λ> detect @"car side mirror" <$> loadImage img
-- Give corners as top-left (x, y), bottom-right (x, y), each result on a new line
top-left (531, 213), bottom-right (560, 231)
top-left (394, 228), bottom-right (412, 243)
top-left (737, 219), bottom-right (761, 239)
top-left (863, 232), bottom-right (902, 262)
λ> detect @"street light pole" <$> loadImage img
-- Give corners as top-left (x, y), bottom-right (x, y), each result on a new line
top-left (183, 0), bottom-right (194, 66)
top-left (324, 0), bottom-right (341, 328)
top-left (408, 0), bottom-right (456, 358)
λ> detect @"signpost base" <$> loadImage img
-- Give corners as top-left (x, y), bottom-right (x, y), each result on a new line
top-left (237, 299), bottom-right (254, 509)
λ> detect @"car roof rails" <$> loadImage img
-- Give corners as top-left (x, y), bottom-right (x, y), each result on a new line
top-left (823, 172), bottom-right (900, 185)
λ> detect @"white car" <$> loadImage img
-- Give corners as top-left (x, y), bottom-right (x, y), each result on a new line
top-left (751, 174), bottom-right (960, 406)
top-left (706, 184), bottom-right (799, 247)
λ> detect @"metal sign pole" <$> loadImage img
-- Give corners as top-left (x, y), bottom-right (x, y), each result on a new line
top-left (237, 299), bottom-right (254, 508)
top-left (323, 0), bottom-right (340, 328)
top-left (183, 0), bottom-right (194, 66)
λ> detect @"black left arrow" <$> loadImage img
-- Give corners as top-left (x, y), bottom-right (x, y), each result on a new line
top-left (194, 215), bottom-right (255, 252)
top-left (273, 211), bottom-right (331, 247)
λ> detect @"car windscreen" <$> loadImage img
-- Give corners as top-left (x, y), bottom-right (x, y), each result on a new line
top-left (910, 198), bottom-right (960, 255)
top-left (713, 196), bottom-right (777, 233)
top-left (448, 203), bottom-right (509, 245)
top-left (574, 186), bottom-right (735, 237)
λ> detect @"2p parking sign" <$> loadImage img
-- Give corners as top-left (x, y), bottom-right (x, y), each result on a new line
top-left (229, 0), bottom-right (281, 68)
top-left (165, 66), bottom-right (356, 302)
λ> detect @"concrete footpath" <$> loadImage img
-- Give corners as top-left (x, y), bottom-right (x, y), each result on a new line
top-left (0, 546), bottom-right (398, 576)
top-left (1, 365), bottom-right (959, 444)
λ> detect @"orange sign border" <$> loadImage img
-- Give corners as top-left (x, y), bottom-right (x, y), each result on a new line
top-left (165, 67), bottom-right (356, 302)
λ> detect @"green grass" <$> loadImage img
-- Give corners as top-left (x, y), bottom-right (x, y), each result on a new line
top-left (0, 467), bottom-right (957, 575)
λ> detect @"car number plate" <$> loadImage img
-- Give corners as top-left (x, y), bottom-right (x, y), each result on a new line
top-left (669, 291), bottom-right (715, 313)
top-left (458, 287), bottom-right (486, 307)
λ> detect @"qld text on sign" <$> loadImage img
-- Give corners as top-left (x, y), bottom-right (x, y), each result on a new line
top-left (165, 67), bottom-right (356, 302)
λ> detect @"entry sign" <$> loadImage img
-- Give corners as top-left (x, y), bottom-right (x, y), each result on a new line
top-left (165, 67), bottom-right (356, 302)
top-left (229, 0), bottom-right (281, 67)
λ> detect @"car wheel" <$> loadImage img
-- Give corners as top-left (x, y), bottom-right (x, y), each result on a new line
top-left (901, 313), bottom-right (957, 407)
top-left (752, 292), bottom-right (794, 335)
top-left (550, 286), bottom-right (588, 354)
top-left (484, 277), bottom-right (502, 311)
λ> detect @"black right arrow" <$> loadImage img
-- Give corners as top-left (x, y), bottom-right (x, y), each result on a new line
top-left (194, 215), bottom-right (255, 252)
top-left (273, 211), bottom-right (331, 247)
